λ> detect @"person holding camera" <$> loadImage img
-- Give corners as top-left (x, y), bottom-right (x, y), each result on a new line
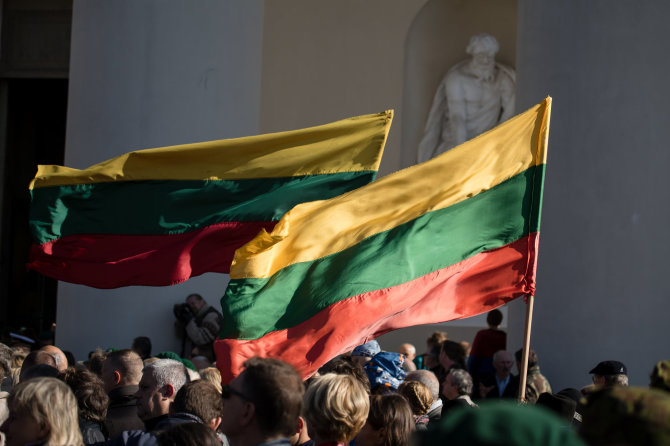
top-left (174, 294), bottom-right (223, 363)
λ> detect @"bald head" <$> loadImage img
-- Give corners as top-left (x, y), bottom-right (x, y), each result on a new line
top-left (41, 345), bottom-right (68, 372)
top-left (405, 369), bottom-right (440, 401)
top-left (398, 343), bottom-right (416, 361)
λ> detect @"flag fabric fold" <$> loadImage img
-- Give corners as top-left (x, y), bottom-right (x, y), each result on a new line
top-left (28, 111), bottom-right (393, 288)
top-left (215, 98), bottom-right (551, 382)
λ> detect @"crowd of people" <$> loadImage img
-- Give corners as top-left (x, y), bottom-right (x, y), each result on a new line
top-left (1, 308), bottom-right (670, 446)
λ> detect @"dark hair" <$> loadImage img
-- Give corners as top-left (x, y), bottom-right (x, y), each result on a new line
top-left (63, 350), bottom-right (76, 368)
top-left (367, 394), bottom-right (413, 446)
top-left (486, 309), bottom-right (503, 327)
top-left (87, 349), bottom-right (107, 376)
top-left (157, 422), bottom-right (220, 446)
top-left (440, 341), bottom-right (466, 369)
top-left (319, 355), bottom-right (371, 393)
top-left (515, 348), bottom-right (538, 368)
top-left (240, 357), bottom-right (304, 437)
top-left (22, 350), bottom-right (57, 371)
top-left (132, 336), bottom-right (152, 359)
top-left (59, 366), bottom-right (110, 424)
top-left (172, 380), bottom-right (223, 425)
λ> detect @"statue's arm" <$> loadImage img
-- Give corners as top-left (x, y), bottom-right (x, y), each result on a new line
top-left (499, 71), bottom-right (516, 122)
top-left (445, 73), bottom-right (468, 146)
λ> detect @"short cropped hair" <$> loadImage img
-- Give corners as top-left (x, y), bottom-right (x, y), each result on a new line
top-left (240, 357), bottom-right (304, 437)
top-left (603, 374), bottom-right (629, 387)
top-left (105, 349), bottom-right (144, 385)
top-left (366, 394), bottom-right (413, 446)
top-left (132, 336), bottom-right (152, 359)
top-left (59, 366), bottom-right (110, 424)
top-left (157, 422), bottom-right (220, 446)
top-left (9, 377), bottom-right (84, 446)
top-left (172, 380), bottom-right (222, 424)
top-left (448, 369), bottom-right (473, 396)
top-left (303, 373), bottom-right (369, 443)
top-left (397, 380), bottom-right (432, 416)
top-left (145, 359), bottom-right (189, 393)
top-left (486, 309), bottom-right (503, 327)
top-left (405, 369), bottom-right (440, 401)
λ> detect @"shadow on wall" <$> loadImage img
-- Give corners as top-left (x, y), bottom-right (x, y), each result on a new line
top-left (400, 0), bottom-right (517, 169)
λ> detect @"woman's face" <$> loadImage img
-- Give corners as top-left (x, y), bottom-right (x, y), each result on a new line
top-left (0, 404), bottom-right (49, 446)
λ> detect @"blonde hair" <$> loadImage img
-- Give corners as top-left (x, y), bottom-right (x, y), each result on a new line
top-left (199, 367), bottom-right (222, 394)
top-left (397, 381), bottom-right (432, 416)
top-left (8, 377), bottom-right (84, 446)
top-left (303, 373), bottom-right (369, 443)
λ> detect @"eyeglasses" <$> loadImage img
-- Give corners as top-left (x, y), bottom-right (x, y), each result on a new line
top-left (221, 384), bottom-right (251, 402)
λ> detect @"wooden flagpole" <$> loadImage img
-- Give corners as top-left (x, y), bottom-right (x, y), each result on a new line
top-left (518, 294), bottom-right (535, 402)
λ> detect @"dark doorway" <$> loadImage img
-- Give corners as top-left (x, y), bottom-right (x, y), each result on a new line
top-left (0, 79), bottom-right (67, 340)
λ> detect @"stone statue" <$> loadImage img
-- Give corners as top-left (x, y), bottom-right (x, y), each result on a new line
top-left (417, 34), bottom-right (516, 163)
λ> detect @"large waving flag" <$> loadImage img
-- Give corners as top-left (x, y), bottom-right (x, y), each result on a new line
top-left (215, 98), bottom-right (551, 381)
top-left (28, 111), bottom-right (393, 288)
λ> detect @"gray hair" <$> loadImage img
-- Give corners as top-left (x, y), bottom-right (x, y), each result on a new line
top-left (466, 33), bottom-right (499, 55)
top-left (448, 369), bottom-right (473, 396)
top-left (405, 369), bottom-right (439, 400)
top-left (144, 359), bottom-right (188, 392)
top-left (603, 374), bottom-right (629, 387)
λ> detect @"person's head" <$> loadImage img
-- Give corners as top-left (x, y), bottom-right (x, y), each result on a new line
top-left (356, 394), bottom-right (413, 446)
top-left (486, 309), bottom-right (503, 328)
top-left (466, 33), bottom-right (499, 64)
top-left (39, 345), bottom-right (68, 372)
top-left (132, 336), bottom-right (152, 360)
top-left (87, 349), bottom-right (107, 376)
top-left (650, 360), bottom-right (670, 393)
top-left (442, 369), bottom-right (473, 400)
top-left (351, 341), bottom-right (381, 367)
top-left (425, 331), bottom-right (448, 352)
top-left (171, 380), bottom-right (223, 430)
top-left (59, 366), bottom-right (109, 425)
top-left (19, 350), bottom-right (58, 381)
top-left (303, 373), bottom-right (369, 443)
top-left (1, 377), bottom-right (83, 446)
top-left (493, 350), bottom-right (515, 379)
top-left (134, 359), bottom-right (189, 421)
top-left (220, 357), bottom-right (304, 442)
top-left (186, 293), bottom-right (206, 313)
top-left (397, 344), bottom-right (416, 361)
top-left (157, 422), bottom-right (221, 446)
top-left (191, 355), bottom-right (211, 371)
top-left (405, 369), bottom-right (439, 403)
top-left (515, 348), bottom-right (539, 368)
top-left (199, 367), bottom-right (222, 394)
top-left (439, 340), bottom-right (466, 370)
top-left (102, 349), bottom-right (144, 393)
top-left (318, 355), bottom-right (370, 394)
top-left (289, 416), bottom-right (310, 446)
top-left (0, 342), bottom-right (12, 381)
top-left (397, 380), bottom-right (432, 416)
top-left (589, 360), bottom-right (628, 388)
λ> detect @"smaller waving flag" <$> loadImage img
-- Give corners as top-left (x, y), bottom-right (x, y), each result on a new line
top-left (28, 111), bottom-right (393, 288)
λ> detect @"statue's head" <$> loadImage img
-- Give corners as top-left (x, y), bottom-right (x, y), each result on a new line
top-left (466, 33), bottom-right (500, 57)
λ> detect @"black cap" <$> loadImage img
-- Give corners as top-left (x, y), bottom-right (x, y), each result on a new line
top-left (536, 392), bottom-right (577, 423)
top-left (589, 360), bottom-right (627, 375)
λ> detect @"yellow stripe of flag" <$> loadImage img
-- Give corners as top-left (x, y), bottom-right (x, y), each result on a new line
top-left (231, 98), bottom-right (551, 280)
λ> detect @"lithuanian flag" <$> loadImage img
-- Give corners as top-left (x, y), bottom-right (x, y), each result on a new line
top-left (215, 98), bottom-right (551, 381)
top-left (28, 111), bottom-right (393, 288)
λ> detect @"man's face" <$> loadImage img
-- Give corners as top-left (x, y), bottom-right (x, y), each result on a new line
top-left (101, 358), bottom-right (117, 393)
top-left (441, 374), bottom-right (459, 400)
top-left (398, 344), bottom-right (416, 361)
top-left (472, 50), bottom-right (495, 68)
top-left (134, 371), bottom-right (169, 421)
top-left (494, 353), bottom-right (514, 378)
top-left (220, 374), bottom-right (252, 437)
top-left (186, 296), bottom-right (203, 313)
